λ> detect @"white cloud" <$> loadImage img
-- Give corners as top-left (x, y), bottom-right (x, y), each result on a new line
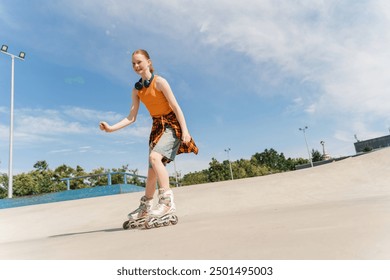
top-left (49, 149), bottom-right (72, 154)
top-left (16, 108), bottom-right (86, 135)
top-left (305, 104), bottom-right (317, 114)
top-left (40, 0), bottom-right (390, 120)
top-left (1, 107), bottom-right (150, 147)
top-left (63, 107), bottom-right (122, 123)
top-left (194, 1), bottom-right (390, 116)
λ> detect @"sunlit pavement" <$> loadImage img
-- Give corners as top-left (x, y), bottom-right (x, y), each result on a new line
top-left (1, 148), bottom-right (389, 260)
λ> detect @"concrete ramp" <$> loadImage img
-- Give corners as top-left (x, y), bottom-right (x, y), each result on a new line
top-left (1, 148), bottom-right (390, 259)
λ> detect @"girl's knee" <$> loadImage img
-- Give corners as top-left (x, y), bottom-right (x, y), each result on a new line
top-left (149, 152), bottom-right (162, 166)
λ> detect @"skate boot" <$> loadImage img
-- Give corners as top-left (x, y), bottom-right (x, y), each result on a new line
top-left (123, 196), bottom-right (153, 230)
top-left (145, 189), bottom-right (178, 229)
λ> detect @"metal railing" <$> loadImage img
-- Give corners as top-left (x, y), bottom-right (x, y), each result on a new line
top-left (60, 172), bottom-right (147, 191)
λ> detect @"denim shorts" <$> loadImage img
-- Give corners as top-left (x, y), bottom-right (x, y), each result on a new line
top-left (149, 125), bottom-right (180, 168)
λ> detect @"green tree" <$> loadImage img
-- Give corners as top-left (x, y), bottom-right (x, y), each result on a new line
top-left (127, 169), bottom-right (145, 187)
top-left (31, 160), bottom-right (62, 193)
top-left (251, 148), bottom-right (288, 172)
top-left (234, 159), bottom-right (270, 178)
top-left (181, 170), bottom-right (209, 185)
top-left (182, 148), bottom-right (310, 186)
top-left (208, 158), bottom-right (221, 182)
top-left (0, 173), bottom-right (7, 199)
top-left (208, 158), bottom-right (231, 182)
top-left (52, 164), bottom-right (88, 190)
top-left (90, 167), bottom-right (109, 186)
top-left (110, 165), bottom-right (130, 185)
top-left (33, 160), bottom-right (49, 171)
top-left (311, 149), bottom-right (324, 162)
top-left (285, 157), bottom-right (309, 170)
top-left (13, 173), bottom-right (40, 196)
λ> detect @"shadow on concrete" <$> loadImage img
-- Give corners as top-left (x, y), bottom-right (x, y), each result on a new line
top-left (50, 227), bottom-right (123, 238)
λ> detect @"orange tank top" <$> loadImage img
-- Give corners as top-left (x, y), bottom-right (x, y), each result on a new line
top-left (136, 75), bottom-right (172, 117)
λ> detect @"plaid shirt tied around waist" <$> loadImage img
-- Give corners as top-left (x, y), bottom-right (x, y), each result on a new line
top-left (150, 111), bottom-right (199, 162)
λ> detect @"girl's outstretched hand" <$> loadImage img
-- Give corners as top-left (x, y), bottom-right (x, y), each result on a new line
top-left (99, 121), bottom-right (111, 132)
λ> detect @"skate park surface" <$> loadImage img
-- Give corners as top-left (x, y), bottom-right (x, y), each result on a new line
top-left (0, 148), bottom-right (389, 260)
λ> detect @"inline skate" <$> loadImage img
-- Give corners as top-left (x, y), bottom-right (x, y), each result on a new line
top-left (122, 196), bottom-right (153, 230)
top-left (144, 189), bottom-right (178, 229)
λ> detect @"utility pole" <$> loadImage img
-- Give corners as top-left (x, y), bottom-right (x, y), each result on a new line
top-left (224, 148), bottom-right (234, 180)
top-left (1, 44), bottom-right (26, 198)
top-left (299, 126), bottom-right (313, 167)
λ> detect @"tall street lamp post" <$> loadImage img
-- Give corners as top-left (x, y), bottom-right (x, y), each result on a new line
top-left (299, 126), bottom-right (313, 168)
top-left (224, 148), bottom-right (234, 180)
top-left (1, 44), bottom-right (26, 198)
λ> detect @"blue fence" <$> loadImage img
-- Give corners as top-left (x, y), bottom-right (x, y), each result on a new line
top-left (0, 172), bottom-right (147, 209)
top-left (0, 184), bottom-right (144, 209)
top-left (60, 172), bottom-right (147, 190)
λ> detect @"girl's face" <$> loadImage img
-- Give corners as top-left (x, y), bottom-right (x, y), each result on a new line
top-left (132, 53), bottom-right (151, 76)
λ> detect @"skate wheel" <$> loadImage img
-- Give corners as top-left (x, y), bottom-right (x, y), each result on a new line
top-left (170, 215), bottom-right (179, 225)
top-left (130, 223), bottom-right (138, 229)
top-left (123, 221), bottom-right (130, 230)
top-left (144, 222), bottom-right (152, 229)
top-left (154, 222), bottom-right (161, 228)
top-left (163, 221), bottom-right (170, 226)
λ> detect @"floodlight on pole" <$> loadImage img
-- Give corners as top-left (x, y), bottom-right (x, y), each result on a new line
top-left (1, 45), bottom-right (8, 52)
top-left (1, 44), bottom-right (26, 198)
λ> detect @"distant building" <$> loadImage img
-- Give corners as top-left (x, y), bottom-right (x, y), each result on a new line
top-left (354, 135), bottom-right (390, 153)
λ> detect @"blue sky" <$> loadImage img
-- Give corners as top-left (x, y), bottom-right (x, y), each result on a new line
top-left (1, 0), bottom-right (390, 178)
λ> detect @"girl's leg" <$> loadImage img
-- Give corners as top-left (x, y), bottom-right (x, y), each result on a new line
top-left (148, 151), bottom-right (176, 218)
top-left (149, 151), bottom-right (170, 192)
top-left (145, 167), bottom-right (157, 199)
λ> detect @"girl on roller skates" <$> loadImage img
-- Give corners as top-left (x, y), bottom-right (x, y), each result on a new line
top-left (99, 49), bottom-right (198, 228)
